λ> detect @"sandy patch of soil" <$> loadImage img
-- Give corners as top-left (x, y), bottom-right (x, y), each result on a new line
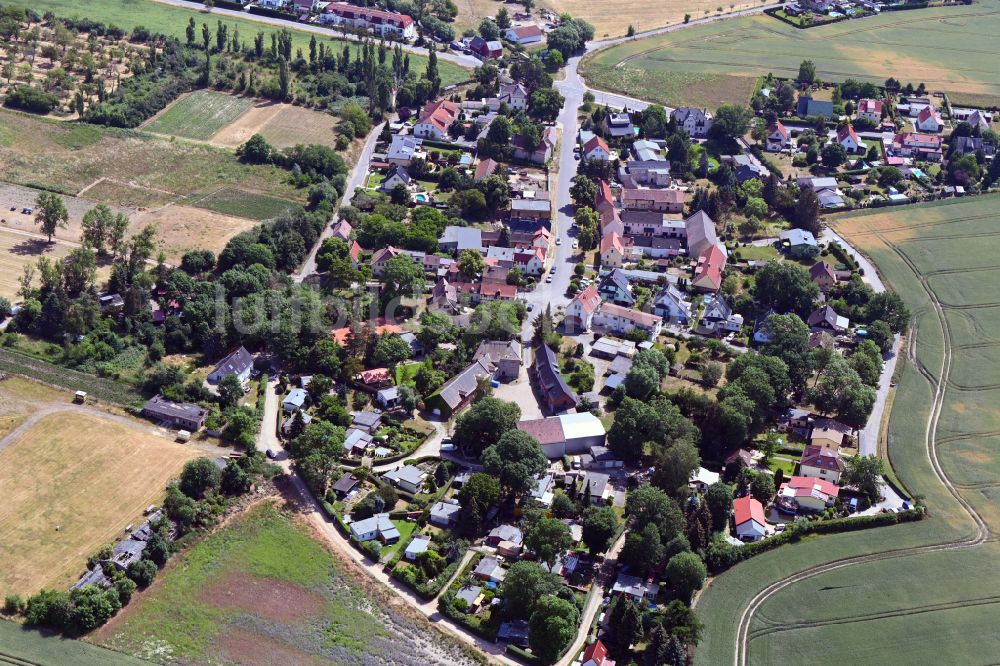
top-left (213, 626), bottom-right (325, 666)
top-left (198, 571), bottom-right (327, 622)
top-left (209, 102), bottom-right (288, 149)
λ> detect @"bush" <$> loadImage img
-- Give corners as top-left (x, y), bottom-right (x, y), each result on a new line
top-left (3, 594), bottom-right (22, 615)
top-left (5, 86), bottom-right (60, 114)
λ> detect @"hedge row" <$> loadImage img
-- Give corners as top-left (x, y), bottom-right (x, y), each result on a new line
top-left (705, 508), bottom-right (925, 573)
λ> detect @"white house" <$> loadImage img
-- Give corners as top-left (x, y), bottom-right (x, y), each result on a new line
top-left (583, 135), bottom-right (612, 161)
top-left (498, 82), bottom-right (528, 111)
top-left (765, 121), bottom-right (791, 152)
top-left (381, 164), bottom-right (412, 192)
top-left (504, 24), bottom-right (543, 45)
top-left (405, 536), bottom-right (431, 561)
top-left (672, 107), bottom-right (712, 138)
top-left (430, 500), bottom-right (462, 527)
top-left (689, 466), bottom-right (720, 493)
top-left (414, 99), bottom-right (459, 140)
top-left (915, 105), bottom-right (943, 133)
top-left (383, 465), bottom-right (427, 494)
top-left (350, 512), bottom-right (400, 543)
top-left (564, 284), bottom-right (601, 333)
top-left (652, 284), bottom-right (692, 325)
top-left (857, 98), bottom-right (883, 125)
top-left (207, 346), bottom-right (254, 386)
top-left (319, 2), bottom-right (416, 40)
top-left (282, 388), bottom-right (308, 412)
top-left (799, 444), bottom-right (845, 483)
top-left (592, 302), bottom-right (663, 340)
top-left (836, 123), bottom-right (864, 154)
top-left (733, 496), bottom-right (767, 542)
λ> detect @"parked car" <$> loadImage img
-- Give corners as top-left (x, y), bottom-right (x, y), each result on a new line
top-left (555, 237), bottom-right (562, 245)
top-left (441, 443), bottom-right (457, 452)
top-left (546, 275), bottom-right (553, 283)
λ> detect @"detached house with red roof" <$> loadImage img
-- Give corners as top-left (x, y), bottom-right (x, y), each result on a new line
top-left (890, 132), bottom-right (943, 162)
top-left (581, 640), bottom-right (616, 666)
top-left (583, 135), bottom-right (612, 161)
top-left (765, 121), bottom-right (791, 152)
top-left (733, 496), bottom-right (767, 542)
top-left (857, 98), bottom-right (883, 125)
top-left (799, 444), bottom-right (845, 484)
top-left (592, 303), bottom-right (663, 340)
top-left (600, 232), bottom-right (628, 268)
top-left (504, 24), bottom-right (543, 45)
top-left (779, 476), bottom-right (839, 513)
top-left (691, 244), bottom-right (726, 292)
top-left (915, 105), bottom-right (944, 133)
top-left (414, 99), bottom-right (460, 140)
top-left (837, 123), bottom-right (864, 154)
top-left (564, 284), bottom-right (601, 333)
top-left (369, 246), bottom-right (402, 275)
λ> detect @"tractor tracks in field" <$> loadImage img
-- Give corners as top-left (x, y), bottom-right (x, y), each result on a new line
top-left (733, 229), bottom-right (990, 666)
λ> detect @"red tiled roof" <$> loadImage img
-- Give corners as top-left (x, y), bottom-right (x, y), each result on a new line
top-left (323, 2), bottom-right (413, 28)
top-left (518, 417), bottom-right (565, 445)
top-left (583, 135), bottom-right (610, 155)
top-left (356, 367), bottom-right (391, 384)
top-left (837, 123), bottom-right (860, 145)
top-left (509, 24), bottom-right (543, 39)
top-left (858, 98), bottom-right (883, 115)
top-left (782, 475), bottom-right (840, 499)
top-left (475, 158), bottom-right (498, 180)
top-left (800, 444), bottom-right (845, 472)
top-left (572, 284), bottom-right (601, 315)
top-left (600, 232), bottom-right (624, 255)
top-left (692, 244), bottom-right (726, 290)
top-left (596, 179), bottom-right (614, 208)
top-left (733, 496), bottom-right (765, 526)
top-left (582, 640), bottom-right (610, 666)
top-left (768, 121), bottom-right (789, 139)
top-left (598, 302), bottom-right (662, 328)
top-left (349, 241), bottom-right (363, 262)
top-left (332, 319), bottom-right (402, 345)
top-left (418, 99), bottom-right (459, 133)
top-left (810, 261), bottom-right (836, 281)
top-left (916, 105), bottom-right (941, 125)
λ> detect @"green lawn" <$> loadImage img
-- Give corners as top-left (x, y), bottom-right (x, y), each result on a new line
top-left (733, 244), bottom-right (780, 262)
top-left (694, 195), bottom-right (1000, 665)
top-left (184, 186), bottom-right (299, 220)
top-left (581, 1), bottom-right (1000, 107)
top-left (6, 0), bottom-right (468, 86)
top-left (145, 90), bottom-right (253, 141)
top-left (395, 362), bottom-right (422, 387)
top-left (381, 521), bottom-right (418, 560)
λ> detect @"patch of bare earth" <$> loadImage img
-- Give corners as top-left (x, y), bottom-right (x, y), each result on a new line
top-left (133, 205), bottom-right (257, 264)
top-left (209, 102), bottom-right (287, 149)
top-left (198, 571), bottom-right (327, 622)
top-left (213, 627), bottom-right (324, 666)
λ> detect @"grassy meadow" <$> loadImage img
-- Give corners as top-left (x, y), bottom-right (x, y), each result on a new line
top-left (96, 501), bottom-right (481, 666)
top-left (144, 90), bottom-right (255, 141)
top-left (695, 195), bottom-right (1000, 664)
top-left (581, 0), bottom-right (1000, 107)
top-left (4, 0), bottom-right (468, 85)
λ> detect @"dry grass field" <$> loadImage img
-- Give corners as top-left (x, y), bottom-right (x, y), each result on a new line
top-left (543, 0), bottom-right (759, 38)
top-left (209, 102), bottom-right (341, 150)
top-left (143, 91), bottom-right (255, 141)
top-left (0, 409), bottom-right (201, 598)
top-left (131, 205), bottom-right (260, 263)
top-left (0, 228), bottom-right (111, 300)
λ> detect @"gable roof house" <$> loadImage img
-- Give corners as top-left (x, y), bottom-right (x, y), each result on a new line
top-left (857, 98), bottom-right (884, 124)
top-left (469, 36), bottom-right (503, 59)
top-left (530, 344), bottom-right (579, 413)
top-left (595, 179), bottom-right (615, 217)
top-left (380, 164), bottom-right (412, 192)
top-left (331, 219), bottom-right (353, 242)
top-left (474, 556), bottom-right (506, 583)
top-left (386, 134), bottom-right (424, 166)
top-left (797, 96), bottom-right (835, 119)
top-left (766, 121), bottom-right (792, 152)
top-left (565, 284), bottom-right (602, 333)
top-left (370, 246), bottom-right (402, 276)
top-left (592, 303), bottom-right (663, 340)
top-left (621, 188), bottom-right (685, 213)
top-left (811, 417), bottom-right (852, 449)
top-left (383, 465), bottom-right (427, 494)
top-left (426, 357), bottom-right (497, 417)
top-left (915, 105), bottom-right (944, 133)
top-left (696, 295), bottom-right (743, 336)
top-left (318, 3), bottom-right (416, 39)
top-left (799, 444), bottom-right (845, 483)
top-left (684, 210), bottom-right (720, 257)
top-left (622, 159), bottom-right (672, 187)
top-left (498, 82), bottom-right (528, 110)
top-left (730, 153), bottom-right (769, 184)
top-left (810, 261), bottom-right (838, 291)
top-left (414, 99), bottom-right (460, 140)
top-left (691, 244), bottom-right (727, 293)
top-left (207, 346), bottom-right (254, 385)
top-left (473, 339), bottom-right (523, 381)
top-left (504, 23), bottom-right (543, 45)
top-left (733, 496), bottom-right (767, 541)
top-left (837, 123), bottom-right (864, 153)
top-left (950, 135), bottom-right (996, 160)
top-left (583, 135), bottom-right (612, 161)
top-left (807, 305), bottom-right (850, 334)
top-left (350, 513), bottom-right (400, 544)
top-left (513, 126), bottom-right (557, 164)
top-left (598, 268), bottom-right (636, 306)
top-left (672, 107), bottom-right (712, 138)
top-left (653, 284), bottom-right (692, 325)
top-left (612, 573), bottom-right (660, 601)
top-left (631, 139), bottom-right (664, 162)
top-left (474, 157), bottom-right (499, 182)
top-left (430, 499), bottom-right (462, 527)
top-left (779, 476), bottom-right (839, 513)
top-left (600, 232), bottom-right (628, 269)
top-left (581, 640), bottom-right (616, 666)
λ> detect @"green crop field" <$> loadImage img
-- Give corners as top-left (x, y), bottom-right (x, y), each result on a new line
top-left (581, 1), bottom-right (1000, 108)
top-left (5, 0), bottom-right (469, 86)
top-left (185, 186), bottom-right (298, 220)
top-left (0, 620), bottom-right (145, 666)
top-left (694, 195), bottom-right (1000, 665)
top-left (95, 501), bottom-right (481, 665)
top-left (144, 91), bottom-right (254, 141)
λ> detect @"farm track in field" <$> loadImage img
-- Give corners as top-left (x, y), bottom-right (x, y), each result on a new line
top-left (735, 225), bottom-right (991, 665)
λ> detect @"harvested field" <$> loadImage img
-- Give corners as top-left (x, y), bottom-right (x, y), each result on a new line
top-left (695, 195), bottom-right (1000, 665)
top-left (132, 204), bottom-right (259, 262)
top-left (0, 410), bottom-right (201, 598)
top-left (144, 91), bottom-right (255, 141)
top-left (582, 1), bottom-right (1000, 106)
top-left (543, 0), bottom-right (759, 38)
top-left (210, 102), bottom-right (341, 150)
top-left (97, 502), bottom-right (481, 666)
top-left (0, 228), bottom-right (112, 300)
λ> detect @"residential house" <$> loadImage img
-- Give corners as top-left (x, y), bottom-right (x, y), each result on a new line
top-left (405, 537), bottom-right (431, 561)
top-left (603, 112), bottom-right (635, 138)
top-left (370, 246), bottom-right (402, 276)
top-left (595, 179), bottom-right (615, 217)
top-left (857, 98), bottom-right (883, 125)
top-left (514, 247), bottom-right (547, 276)
top-left (837, 123), bottom-right (864, 153)
top-left (258, 0), bottom-right (289, 9)
top-left (386, 134), bottom-right (423, 166)
top-left (564, 284), bottom-right (601, 333)
top-left (331, 219), bottom-right (353, 241)
top-left (691, 244), bottom-right (727, 293)
top-left (799, 444), bottom-right (845, 483)
top-left (779, 476), bottom-right (839, 513)
top-left (631, 139), bottom-right (664, 162)
top-left (583, 135), bottom-right (612, 161)
top-left (468, 36), bottom-right (503, 59)
top-left (319, 3), bottom-right (416, 39)
top-left (383, 465), bottom-right (427, 494)
top-left (352, 410), bottom-right (383, 432)
top-left (504, 23), bottom-right (543, 45)
top-left (622, 160), bottom-right (671, 187)
top-left (583, 445), bottom-right (624, 469)
top-left (807, 305), bottom-right (850, 334)
top-left (439, 226), bottom-right (484, 254)
top-left (611, 573), bottom-right (660, 601)
top-left (513, 126), bottom-right (557, 164)
top-left (414, 99), bottom-right (460, 140)
top-left (376, 386), bottom-right (401, 410)
top-left (600, 233), bottom-right (628, 269)
top-left (620, 188), bottom-right (685, 213)
top-left (497, 620), bottom-right (530, 647)
top-left (733, 496), bottom-right (767, 542)
top-left (810, 261), bottom-right (838, 292)
top-left (430, 499), bottom-right (462, 527)
top-left (697, 295), bottom-right (743, 336)
top-left (915, 105), bottom-right (944, 133)
top-left (498, 82), bottom-right (528, 111)
top-left (965, 109), bottom-right (993, 132)
top-left (580, 470), bottom-right (611, 504)
top-left (473, 340), bottom-right (523, 381)
top-left (797, 96), bottom-right (835, 119)
top-left (797, 176), bottom-right (846, 209)
top-left (486, 524), bottom-right (523, 548)
top-left (951, 136), bottom-right (996, 160)
top-left (429, 277), bottom-right (459, 312)
top-left (685, 210), bottom-right (720, 257)
top-left (689, 466), bottom-right (721, 493)
top-left (350, 513), bottom-right (400, 544)
top-left (672, 107), bottom-right (712, 138)
top-left (473, 556), bottom-right (506, 583)
top-left (343, 428), bottom-right (373, 456)
top-left (355, 367), bottom-right (392, 390)
top-left (142, 395), bottom-right (206, 431)
top-left (508, 198), bottom-right (552, 223)
top-left (890, 132), bottom-right (944, 161)
top-left (332, 473), bottom-right (360, 498)
top-left (766, 121), bottom-right (791, 152)
top-left (426, 357), bottom-right (497, 417)
top-left (600, 208), bottom-right (625, 238)
top-left (779, 228), bottom-right (820, 258)
top-left (730, 154), bottom-right (769, 183)
top-left (380, 164), bottom-right (412, 192)
top-left (207, 346), bottom-right (254, 385)
top-left (517, 412), bottom-right (607, 460)
top-left (531, 473), bottom-right (556, 505)
top-left (581, 640), bottom-right (616, 666)
top-left (474, 157), bottom-right (498, 182)
top-left (653, 284), bottom-right (692, 325)
top-left (597, 268), bottom-right (636, 306)
top-left (811, 417), bottom-right (852, 449)
top-left (282, 388), bottom-right (308, 411)
top-left (455, 585), bottom-right (483, 612)
top-left (592, 302), bottom-right (663, 339)
top-left (622, 210), bottom-right (687, 240)
top-left (530, 344), bottom-right (579, 412)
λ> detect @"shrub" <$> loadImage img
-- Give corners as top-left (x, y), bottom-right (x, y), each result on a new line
top-left (5, 86), bottom-right (60, 113)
